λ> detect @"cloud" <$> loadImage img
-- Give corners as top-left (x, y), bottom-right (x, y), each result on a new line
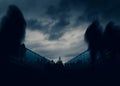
top-left (43, 0), bottom-right (120, 41)
top-left (27, 19), bottom-right (49, 32)
top-left (1, 0), bottom-right (120, 62)
top-left (26, 18), bottom-right (70, 40)
top-left (48, 18), bottom-right (70, 40)
top-left (46, 0), bottom-right (120, 23)
top-left (25, 26), bottom-right (88, 62)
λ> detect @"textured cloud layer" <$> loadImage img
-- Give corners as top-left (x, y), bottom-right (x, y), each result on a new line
top-left (0, 0), bottom-right (119, 62)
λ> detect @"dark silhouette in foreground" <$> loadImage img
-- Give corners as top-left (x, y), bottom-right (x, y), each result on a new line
top-left (103, 22), bottom-right (120, 63)
top-left (0, 5), bottom-right (26, 63)
top-left (85, 20), bottom-right (103, 66)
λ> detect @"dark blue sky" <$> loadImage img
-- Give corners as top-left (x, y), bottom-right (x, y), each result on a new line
top-left (0, 0), bottom-right (120, 62)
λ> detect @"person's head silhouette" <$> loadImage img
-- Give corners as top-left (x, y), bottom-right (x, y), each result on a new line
top-left (0, 5), bottom-right (26, 57)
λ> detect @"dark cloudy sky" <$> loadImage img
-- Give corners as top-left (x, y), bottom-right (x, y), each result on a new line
top-left (0, 0), bottom-right (120, 62)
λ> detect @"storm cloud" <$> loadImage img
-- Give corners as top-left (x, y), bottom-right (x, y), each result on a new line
top-left (46, 0), bottom-right (120, 21)
top-left (26, 0), bottom-right (120, 40)
top-left (0, 0), bottom-right (119, 62)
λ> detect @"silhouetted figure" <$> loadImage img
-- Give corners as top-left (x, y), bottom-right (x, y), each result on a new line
top-left (0, 5), bottom-right (26, 62)
top-left (55, 57), bottom-right (64, 71)
top-left (114, 25), bottom-right (120, 58)
top-left (103, 22), bottom-right (120, 63)
top-left (103, 22), bottom-right (115, 59)
top-left (56, 57), bottom-right (63, 65)
top-left (85, 20), bottom-right (103, 66)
